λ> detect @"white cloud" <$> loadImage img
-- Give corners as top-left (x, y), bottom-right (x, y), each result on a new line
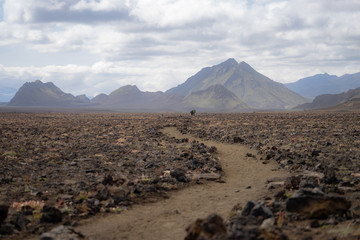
top-left (0, 0), bottom-right (359, 99)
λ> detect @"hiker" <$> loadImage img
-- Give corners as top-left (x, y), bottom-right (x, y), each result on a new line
top-left (190, 109), bottom-right (196, 116)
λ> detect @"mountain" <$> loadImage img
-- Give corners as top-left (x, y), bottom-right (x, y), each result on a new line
top-left (0, 86), bottom-right (17, 102)
top-left (294, 86), bottom-right (360, 110)
top-left (285, 72), bottom-right (360, 99)
top-left (167, 58), bottom-right (307, 109)
top-left (184, 84), bottom-right (249, 110)
top-left (90, 85), bottom-right (190, 111)
top-left (328, 97), bottom-right (360, 111)
top-left (8, 80), bottom-right (90, 107)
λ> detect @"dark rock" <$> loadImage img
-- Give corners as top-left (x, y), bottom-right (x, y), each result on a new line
top-left (233, 136), bottom-right (244, 143)
top-left (311, 150), bottom-right (321, 157)
top-left (310, 220), bottom-right (321, 228)
top-left (41, 206), bottom-right (63, 223)
top-left (199, 149), bottom-right (207, 154)
top-left (228, 227), bottom-right (260, 240)
top-left (108, 186), bottom-right (129, 204)
top-left (241, 201), bottom-right (256, 216)
top-left (299, 178), bottom-right (319, 189)
top-left (250, 203), bottom-right (273, 220)
top-left (284, 176), bottom-right (301, 190)
top-left (324, 167), bottom-right (339, 184)
top-left (208, 146), bottom-right (217, 153)
top-left (96, 186), bottom-right (109, 201)
top-left (170, 168), bottom-right (188, 182)
top-left (0, 205), bottom-right (9, 224)
top-left (14, 212), bottom-right (30, 231)
top-left (144, 161), bottom-right (154, 169)
top-left (40, 225), bottom-right (84, 240)
top-left (185, 214), bottom-right (227, 240)
top-left (0, 223), bottom-right (13, 235)
top-left (286, 188), bottom-right (351, 219)
top-left (102, 174), bottom-right (114, 185)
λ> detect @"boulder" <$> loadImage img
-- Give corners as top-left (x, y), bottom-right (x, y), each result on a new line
top-left (40, 206), bottom-right (63, 223)
top-left (0, 205), bottom-right (9, 224)
top-left (40, 225), bottom-right (84, 240)
top-left (286, 188), bottom-right (351, 219)
top-left (185, 214), bottom-right (227, 240)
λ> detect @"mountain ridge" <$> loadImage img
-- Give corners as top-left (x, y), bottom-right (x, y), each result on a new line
top-left (167, 58), bottom-right (307, 109)
top-left (8, 80), bottom-right (90, 107)
top-left (294, 86), bottom-right (360, 110)
top-left (285, 72), bottom-right (360, 99)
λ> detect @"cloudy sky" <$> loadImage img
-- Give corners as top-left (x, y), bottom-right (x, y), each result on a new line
top-left (0, 0), bottom-right (359, 100)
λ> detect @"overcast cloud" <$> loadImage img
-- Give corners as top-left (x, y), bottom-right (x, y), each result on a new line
top-left (0, 0), bottom-right (359, 99)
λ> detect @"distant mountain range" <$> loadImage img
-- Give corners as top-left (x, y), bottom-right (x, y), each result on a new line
top-left (285, 72), bottom-right (360, 99)
top-left (9, 80), bottom-right (90, 107)
top-left (167, 58), bottom-right (307, 109)
top-left (0, 86), bottom-right (17, 102)
top-left (294, 86), bottom-right (360, 110)
top-left (4, 58), bottom-right (360, 111)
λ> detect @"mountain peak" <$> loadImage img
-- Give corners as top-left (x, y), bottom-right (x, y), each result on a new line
top-left (9, 80), bottom-right (90, 106)
top-left (167, 59), bottom-right (307, 109)
top-left (219, 58), bottom-right (238, 67)
top-left (238, 61), bottom-right (255, 71)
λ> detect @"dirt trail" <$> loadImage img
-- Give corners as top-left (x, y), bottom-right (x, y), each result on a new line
top-left (75, 127), bottom-right (290, 240)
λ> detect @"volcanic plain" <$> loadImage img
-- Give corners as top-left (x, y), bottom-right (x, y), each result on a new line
top-left (0, 112), bottom-right (360, 239)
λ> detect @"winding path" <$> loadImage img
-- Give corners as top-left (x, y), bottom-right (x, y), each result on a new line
top-left (75, 127), bottom-right (289, 239)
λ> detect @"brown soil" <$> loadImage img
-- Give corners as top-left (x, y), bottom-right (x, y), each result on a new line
top-left (74, 127), bottom-right (290, 240)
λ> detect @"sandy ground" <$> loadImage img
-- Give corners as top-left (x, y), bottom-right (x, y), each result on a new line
top-left (74, 127), bottom-right (290, 240)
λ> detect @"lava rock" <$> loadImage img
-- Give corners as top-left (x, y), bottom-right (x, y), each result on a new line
top-left (241, 201), bottom-right (256, 216)
top-left (41, 206), bottom-right (63, 223)
top-left (0, 223), bottom-right (13, 235)
top-left (250, 203), bottom-right (274, 220)
top-left (233, 136), bottom-right (244, 143)
top-left (40, 225), bottom-right (84, 240)
top-left (185, 214), bottom-right (227, 240)
top-left (14, 212), bottom-right (30, 231)
top-left (170, 168), bottom-right (188, 182)
top-left (286, 188), bottom-right (351, 219)
top-left (0, 205), bottom-right (9, 224)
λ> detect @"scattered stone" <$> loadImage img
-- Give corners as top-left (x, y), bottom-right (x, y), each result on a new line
top-left (260, 217), bottom-right (275, 229)
top-left (310, 220), bottom-right (321, 228)
top-left (185, 214), bottom-right (227, 240)
top-left (170, 168), bottom-right (188, 182)
top-left (250, 203), bottom-right (273, 220)
top-left (14, 212), bottom-right (30, 231)
top-left (233, 136), bottom-right (244, 143)
top-left (40, 225), bottom-right (84, 240)
top-left (41, 206), bottom-right (63, 223)
top-left (0, 223), bottom-right (13, 235)
top-left (286, 188), bottom-right (351, 219)
top-left (0, 205), bottom-right (9, 224)
top-left (241, 201), bottom-right (256, 216)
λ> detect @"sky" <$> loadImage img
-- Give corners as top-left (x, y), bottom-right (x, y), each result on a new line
top-left (0, 0), bottom-right (359, 100)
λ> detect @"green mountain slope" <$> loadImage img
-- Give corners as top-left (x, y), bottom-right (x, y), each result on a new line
top-left (184, 84), bottom-right (248, 110)
top-left (8, 80), bottom-right (89, 106)
top-left (167, 58), bottom-right (307, 109)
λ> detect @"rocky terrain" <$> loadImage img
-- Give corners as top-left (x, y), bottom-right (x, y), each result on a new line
top-left (180, 112), bottom-right (360, 239)
top-left (0, 112), bottom-right (360, 239)
top-left (285, 72), bottom-right (360, 99)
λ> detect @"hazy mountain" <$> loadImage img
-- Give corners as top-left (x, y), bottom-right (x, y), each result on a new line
top-left (167, 58), bottom-right (307, 109)
top-left (328, 97), bottom-right (360, 111)
top-left (91, 85), bottom-right (190, 111)
top-left (8, 80), bottom-right (90, 107)
top-left (184, 84), bottom-right (248, 110)
top-left (294, 86), bottom-right (360, 110)
top-left (0, 86), bottom-right (17, 102)
top-left (285, 72), bottom-right (360, 99)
